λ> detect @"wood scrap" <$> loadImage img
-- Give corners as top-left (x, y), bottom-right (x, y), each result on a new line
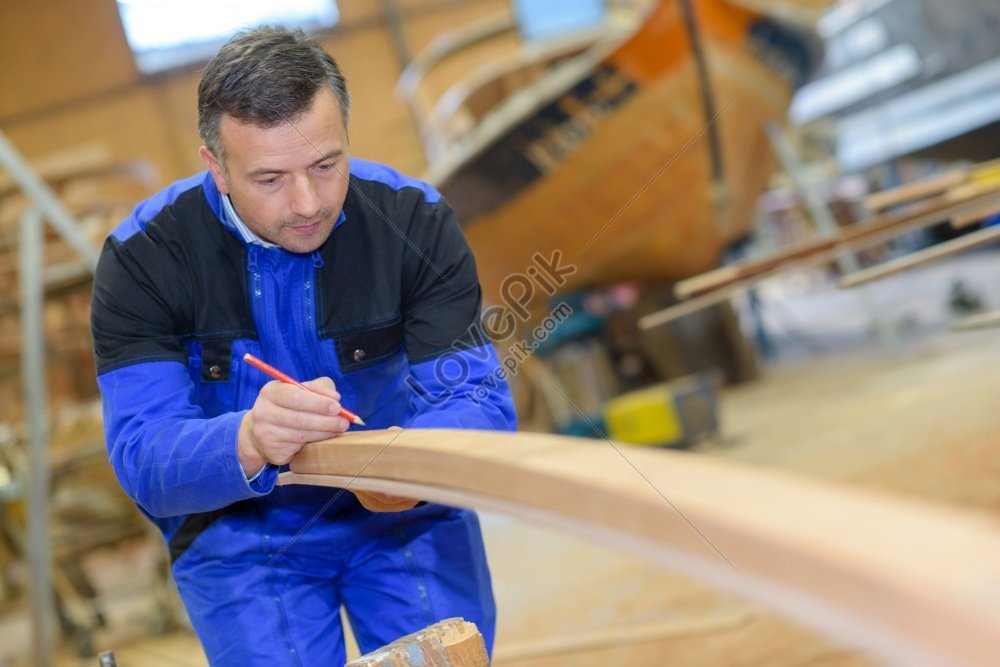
top-left (346, 618), bottom-right (488, 667)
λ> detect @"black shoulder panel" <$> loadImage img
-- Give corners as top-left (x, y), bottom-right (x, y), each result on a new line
top-left (316, 176), bottom-right (482, 364)
top-left (91, 186), bottom-right (256, 374)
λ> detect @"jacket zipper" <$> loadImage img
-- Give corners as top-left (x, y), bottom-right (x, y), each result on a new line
top-left (302, 251), bottom-right (325, 382)
top-left (247, 246), bottom-right (272, 356)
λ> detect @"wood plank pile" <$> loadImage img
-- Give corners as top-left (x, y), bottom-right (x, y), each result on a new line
top-left (642, 158), bottom-right (1000, 329)
top-left (0, 143), bottom-right (156, 424)
top-left (0, 143), bottom-right (159, 654)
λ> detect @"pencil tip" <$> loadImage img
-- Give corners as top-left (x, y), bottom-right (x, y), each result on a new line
top-left (354, 416), bottom-right (366, 426)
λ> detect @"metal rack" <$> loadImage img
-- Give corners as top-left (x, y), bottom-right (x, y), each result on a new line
top-left (0, 128), bottom-right (100, 667)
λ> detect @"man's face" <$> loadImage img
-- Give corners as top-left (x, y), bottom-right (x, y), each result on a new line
top-left (200, 88), bottom-right (350, 254)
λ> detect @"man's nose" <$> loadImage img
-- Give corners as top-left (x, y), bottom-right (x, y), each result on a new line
top-left (290, 175), bottom-right (321, 219)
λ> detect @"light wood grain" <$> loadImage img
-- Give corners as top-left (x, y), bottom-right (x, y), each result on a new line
top-left (346, 617), bottom-right (488, 667)
top-left (283, 428), bottom-right (1000, 667)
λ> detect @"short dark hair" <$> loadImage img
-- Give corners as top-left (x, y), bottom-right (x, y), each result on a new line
top-left (198, 25), bottom-right (351, 162)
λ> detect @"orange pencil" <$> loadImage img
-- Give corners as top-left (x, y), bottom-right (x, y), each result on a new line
top-left (242, 353), bottom-right (366, 426)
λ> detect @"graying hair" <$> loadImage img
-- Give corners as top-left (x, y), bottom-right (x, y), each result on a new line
top-left (198, 25), bottom-right (351, 163)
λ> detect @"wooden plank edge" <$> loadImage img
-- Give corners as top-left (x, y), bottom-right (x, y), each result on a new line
top-left (277, 431), bottom-right (1000, 667)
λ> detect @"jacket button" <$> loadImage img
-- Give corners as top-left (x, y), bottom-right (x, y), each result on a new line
top-left (208, 365), bottom-right (222, 380)
top-left (353, 349), bottom-right (366, 362)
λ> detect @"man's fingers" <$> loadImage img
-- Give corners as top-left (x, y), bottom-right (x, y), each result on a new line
top-left (254, 421), bottom-right (347, 445)
top-left (248, 426), bottom-right (347, 465)
top-left (249, 377), bottom-right (350, 466)
top-left (261, 381), bottom-right (342, 415)
top-left (255, 402), bottom-right (347, 434)
top-left (353, 490), bottom-right (420, 512)
top-left (302, 377), bottom-right (341, 401)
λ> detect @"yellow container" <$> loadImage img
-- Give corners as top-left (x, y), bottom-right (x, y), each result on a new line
top-left (604, 383), bottom-right (684, 447)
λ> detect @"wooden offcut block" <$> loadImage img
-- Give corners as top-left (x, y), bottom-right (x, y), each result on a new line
top-left (346, 618), bottom-right (488, 667)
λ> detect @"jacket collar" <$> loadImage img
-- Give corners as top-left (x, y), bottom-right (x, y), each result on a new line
top-left (200, 170), bottom-right (347, 248)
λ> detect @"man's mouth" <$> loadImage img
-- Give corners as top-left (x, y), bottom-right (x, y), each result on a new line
top-left (288, 219), bottom-right (325, 235)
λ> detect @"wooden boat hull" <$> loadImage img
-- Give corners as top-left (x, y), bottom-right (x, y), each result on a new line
top-left (431, 0), bottom-right (820, 302)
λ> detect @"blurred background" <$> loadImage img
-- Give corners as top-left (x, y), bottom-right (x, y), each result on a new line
top-left (0, 0), bottom-right (998, 664)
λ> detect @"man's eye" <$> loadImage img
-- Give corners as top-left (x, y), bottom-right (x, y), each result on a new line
top-left (316, 162), bottom-right (335, 172)
top-left (258, 177), bottom-right (279, 186)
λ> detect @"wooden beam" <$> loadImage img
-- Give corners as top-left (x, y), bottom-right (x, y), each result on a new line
top-left (282, 429), bottom-right (1000, 667)
top-left (951, 201), bottom-right (1000, 229)
top-left (862, 170), bottom-right (968, 213)
top-left (863, 159), bottom-right (1000, 215)
top-left (839, 224), bottom-right (1000, 289)
top-left (950, 310), bottom-right (1000, 331)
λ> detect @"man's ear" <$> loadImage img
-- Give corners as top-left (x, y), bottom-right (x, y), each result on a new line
top-left (199, 146), bottom-right (229, 195)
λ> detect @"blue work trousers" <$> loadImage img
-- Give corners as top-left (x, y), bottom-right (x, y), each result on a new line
top-left (171, 501), bottom-right (495, 665)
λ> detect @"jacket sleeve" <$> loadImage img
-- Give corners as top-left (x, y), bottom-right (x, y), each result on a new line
top-left (401, 198), bottom-right (516, 432)
top-left (91, 233), bottom-right (276, 519)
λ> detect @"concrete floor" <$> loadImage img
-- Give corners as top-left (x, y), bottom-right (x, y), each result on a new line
top-left (5, 249), bottom-right (1000, 666)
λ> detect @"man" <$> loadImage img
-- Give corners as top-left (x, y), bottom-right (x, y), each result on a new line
top-left (91, 26), bottom-right (515, 665)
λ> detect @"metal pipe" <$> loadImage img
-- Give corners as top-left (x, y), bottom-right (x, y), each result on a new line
top-left (381, 0), bottom-right (413, 70)
top-left (679, 0), bottom-right (725, 188)
top-left (0, 130), bottom-right (99, 270)
top-left (761, 123), bottom-right (897, 353)
top-left (21, 206), bottom-right (54, 667)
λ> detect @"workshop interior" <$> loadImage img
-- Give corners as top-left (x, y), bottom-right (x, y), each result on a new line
top-left (1, 0), bottom-right (999, 665)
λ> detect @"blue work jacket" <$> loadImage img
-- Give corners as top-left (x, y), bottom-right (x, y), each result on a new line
top-left (91, 159), bottom-right (516, 562)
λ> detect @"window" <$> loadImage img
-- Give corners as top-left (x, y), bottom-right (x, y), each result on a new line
top-left (117, 0), bottom-right (340, 75)
top-left (512, 0), bottom-right (607, 42)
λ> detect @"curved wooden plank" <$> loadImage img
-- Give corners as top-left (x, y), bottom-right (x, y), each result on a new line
top-left (284, 429), bottom-right (1000, 667)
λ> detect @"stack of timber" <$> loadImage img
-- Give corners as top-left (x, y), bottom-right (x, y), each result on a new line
top-left (402, 0), bottom-right (829, 304)
top-left (0, 144), bottom-right (158, 653)
top-left (0, 400), bottom-right (152, 655)
top-left (840, 159), bottom-right (1000, 288)
top-left (0, 143), bottom-right (155, 423)
top-left (641, 158), bottom-right (1000, 328)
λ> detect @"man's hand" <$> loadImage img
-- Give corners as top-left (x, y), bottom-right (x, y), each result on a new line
top-left (238, 377), bottom-right (349, 477)
top-left (351, 425), bottom-right (420, 511)
top-left (353, 490), bottom-right (420, 512)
